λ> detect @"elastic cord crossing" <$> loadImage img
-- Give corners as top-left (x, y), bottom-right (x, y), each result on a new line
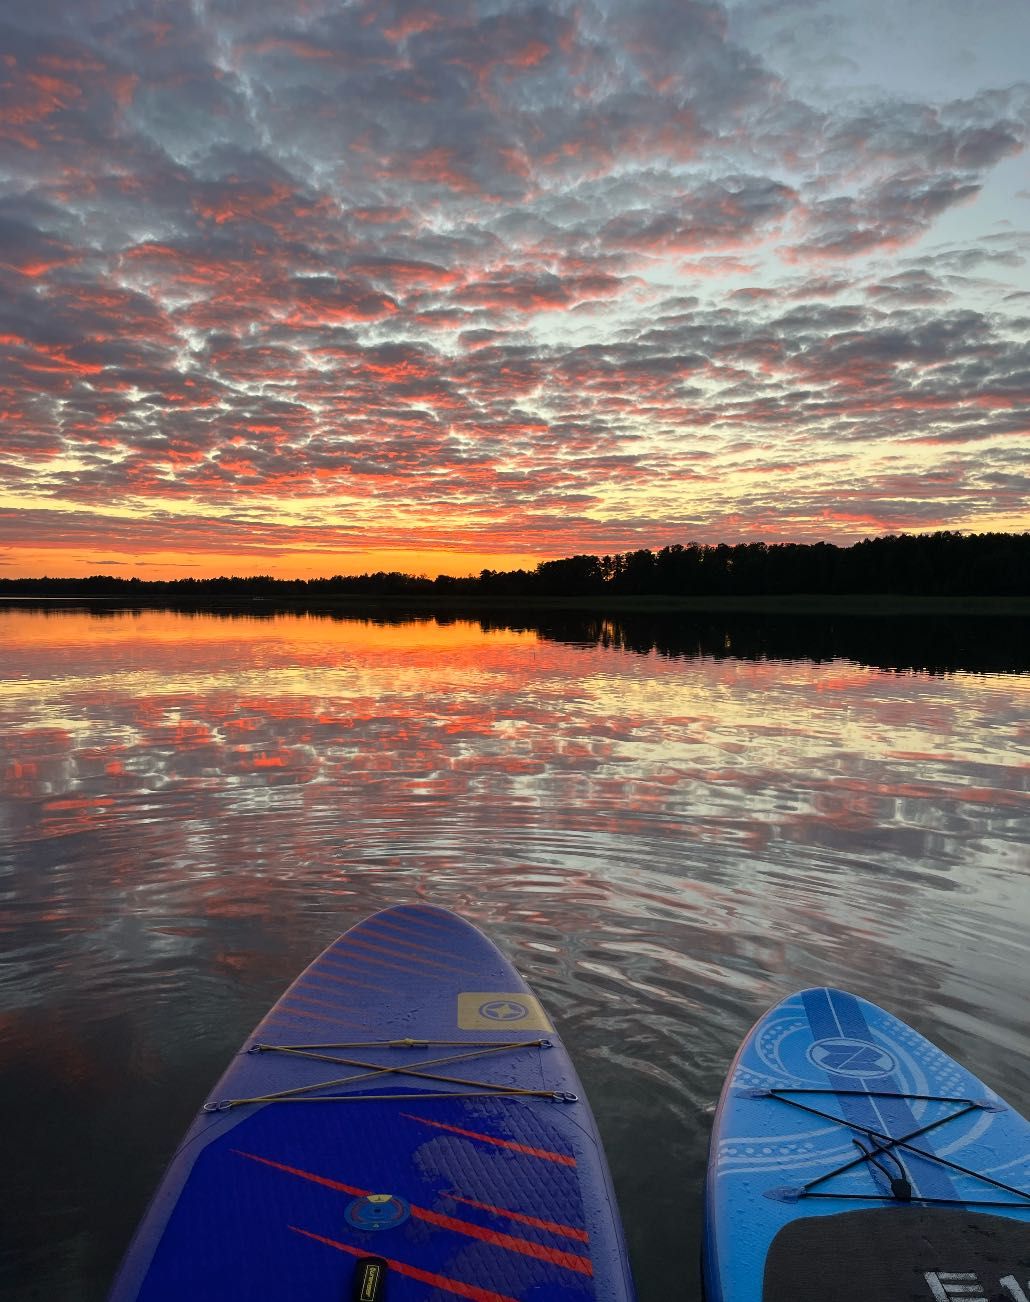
top-left (853, 1137), bottom-right (912, 1201)
top-left (761, 1088), bottom-right (1030, 1207)
top-left (205, 1037), bottom-right (574, 1111)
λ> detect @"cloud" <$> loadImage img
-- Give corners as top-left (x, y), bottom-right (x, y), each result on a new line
top-left (792, 173), bottom-right (985, 260)
top-left (0, 0), bottom-right (1027, 566)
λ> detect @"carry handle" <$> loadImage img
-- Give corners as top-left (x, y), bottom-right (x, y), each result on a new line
top-left (351, 1256), bottom-right (387, 1302)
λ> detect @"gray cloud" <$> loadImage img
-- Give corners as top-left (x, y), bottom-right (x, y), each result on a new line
top-left (0, 0), bottom-right (1027, 558)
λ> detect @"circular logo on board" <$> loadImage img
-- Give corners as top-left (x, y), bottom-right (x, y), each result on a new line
top-left (478, 999), bottom-right (529, 1022)
top-left (808, 1037), bottom-right (896, 1078)
top-left (344, 1194), bottom-right (410, 1232)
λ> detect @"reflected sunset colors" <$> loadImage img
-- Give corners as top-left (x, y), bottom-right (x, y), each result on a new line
top-left (2, 607), bottom-right (1029, 1301)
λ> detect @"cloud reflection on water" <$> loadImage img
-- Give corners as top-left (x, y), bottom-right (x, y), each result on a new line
top-left (0, 606), bottom-right (1028, 1301)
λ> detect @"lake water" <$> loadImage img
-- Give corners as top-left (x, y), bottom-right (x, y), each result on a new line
top-left (2, 605), bottom-right (1028, 1301)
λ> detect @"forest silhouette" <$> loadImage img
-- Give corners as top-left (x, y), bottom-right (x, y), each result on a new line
top-left (2, 531), bottom-right (1027, 599)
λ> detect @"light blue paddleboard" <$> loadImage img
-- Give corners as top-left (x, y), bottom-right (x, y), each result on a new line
top-left (109, 905), bottom-right (636, 1301)
top-left (704, 988), bottom-right (1030, 1302)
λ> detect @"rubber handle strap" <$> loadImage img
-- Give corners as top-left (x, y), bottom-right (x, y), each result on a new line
top-left (352, 1256), bottom-right (387, 1302)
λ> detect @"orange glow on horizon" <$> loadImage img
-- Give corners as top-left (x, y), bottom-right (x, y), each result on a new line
top-left (0, 546), bottom-right (550, 582)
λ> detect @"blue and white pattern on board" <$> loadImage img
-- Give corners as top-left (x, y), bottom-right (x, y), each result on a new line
top-left (703, 987), bottom-right (1030, 1302)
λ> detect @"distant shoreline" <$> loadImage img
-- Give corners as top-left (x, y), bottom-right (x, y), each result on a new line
top-left (3, 534), bottom-right (1027, 610)
top-left (3, 593), bottom-right (1029, 616)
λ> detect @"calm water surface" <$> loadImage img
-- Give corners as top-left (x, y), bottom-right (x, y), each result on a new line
top-left (2, 607), bottom-right (1028, 1301)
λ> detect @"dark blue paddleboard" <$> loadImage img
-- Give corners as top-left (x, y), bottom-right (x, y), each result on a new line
top-left (110, 905), bottom-right (635, 1301)
top-left (704, 988), bottom-right (1030, 1302)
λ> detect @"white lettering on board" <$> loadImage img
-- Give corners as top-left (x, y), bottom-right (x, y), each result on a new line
top-left (925, 1274), bottom-right (986, 1302)
top-left (925, 1274), bottom-right (1030, 1302)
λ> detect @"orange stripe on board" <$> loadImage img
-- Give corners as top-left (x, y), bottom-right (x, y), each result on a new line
top-left (323, 944), bottom-right (434, 980)
top-left (360, 918), bottom-right (481, 967)
top-left (383, 909), bottom-right (462, 937)
top-left (257, 1018), bottom-right (307, 1038)
top-left (298, 972), bottom-right (385, 1005)
top-left (303, 962), bottom-right (394, 997)
top-left (306, 968), bottom-right (395, 994)
top-left (400, 1113), bottom-right (577, 1167)
top-left (279, 987), bottom-right (359, 1018)
top-left (274, 1001), bottom-right (352, 1028)
top-left (292, 975), bottom-right (358, 1003)
top-left (290, 1227), bottom-right (520, 1302)
top-left (445, 1193), bottom-right (589, 1243)
top-left (362, 914), bottom-right (451, 943)
top-left (238, 1151), bottom-right (365, 1198)
top-left (314, 953), bottom-right (411, 990)
top-left (412, 1204), bottom-right (591, 1274)
top-left (236, 1152), bottom-right (591, 1274)
top-left (334, 933), bottom-right (477, 978)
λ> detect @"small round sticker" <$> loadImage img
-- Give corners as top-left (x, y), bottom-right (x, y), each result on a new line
top-left (344, 1194), bottom-right (411, 1231)
top-left (478, 999), bottom-right (529, 1021)
top-left (807, 1037), bottom-right (896, 1078)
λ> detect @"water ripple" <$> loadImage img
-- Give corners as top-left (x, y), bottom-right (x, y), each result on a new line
top-left (1, 608), bottom-right (1028, 1301)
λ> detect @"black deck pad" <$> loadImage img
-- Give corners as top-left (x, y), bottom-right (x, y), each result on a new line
top-left (763, 1208), bottom-right (1030, 1302)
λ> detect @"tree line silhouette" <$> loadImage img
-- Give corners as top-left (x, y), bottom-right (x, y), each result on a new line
top-left (1, 531), bottom-right (1027, 600)
top-left (475, 609), bottom-right (1030, 676)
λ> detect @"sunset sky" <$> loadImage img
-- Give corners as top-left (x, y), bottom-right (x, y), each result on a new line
top-left (1, 0), bottom-right (1028, 578)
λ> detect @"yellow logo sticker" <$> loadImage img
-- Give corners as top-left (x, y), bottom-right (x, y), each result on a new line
top-left (457, 992), bottom-right (553, 1031)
